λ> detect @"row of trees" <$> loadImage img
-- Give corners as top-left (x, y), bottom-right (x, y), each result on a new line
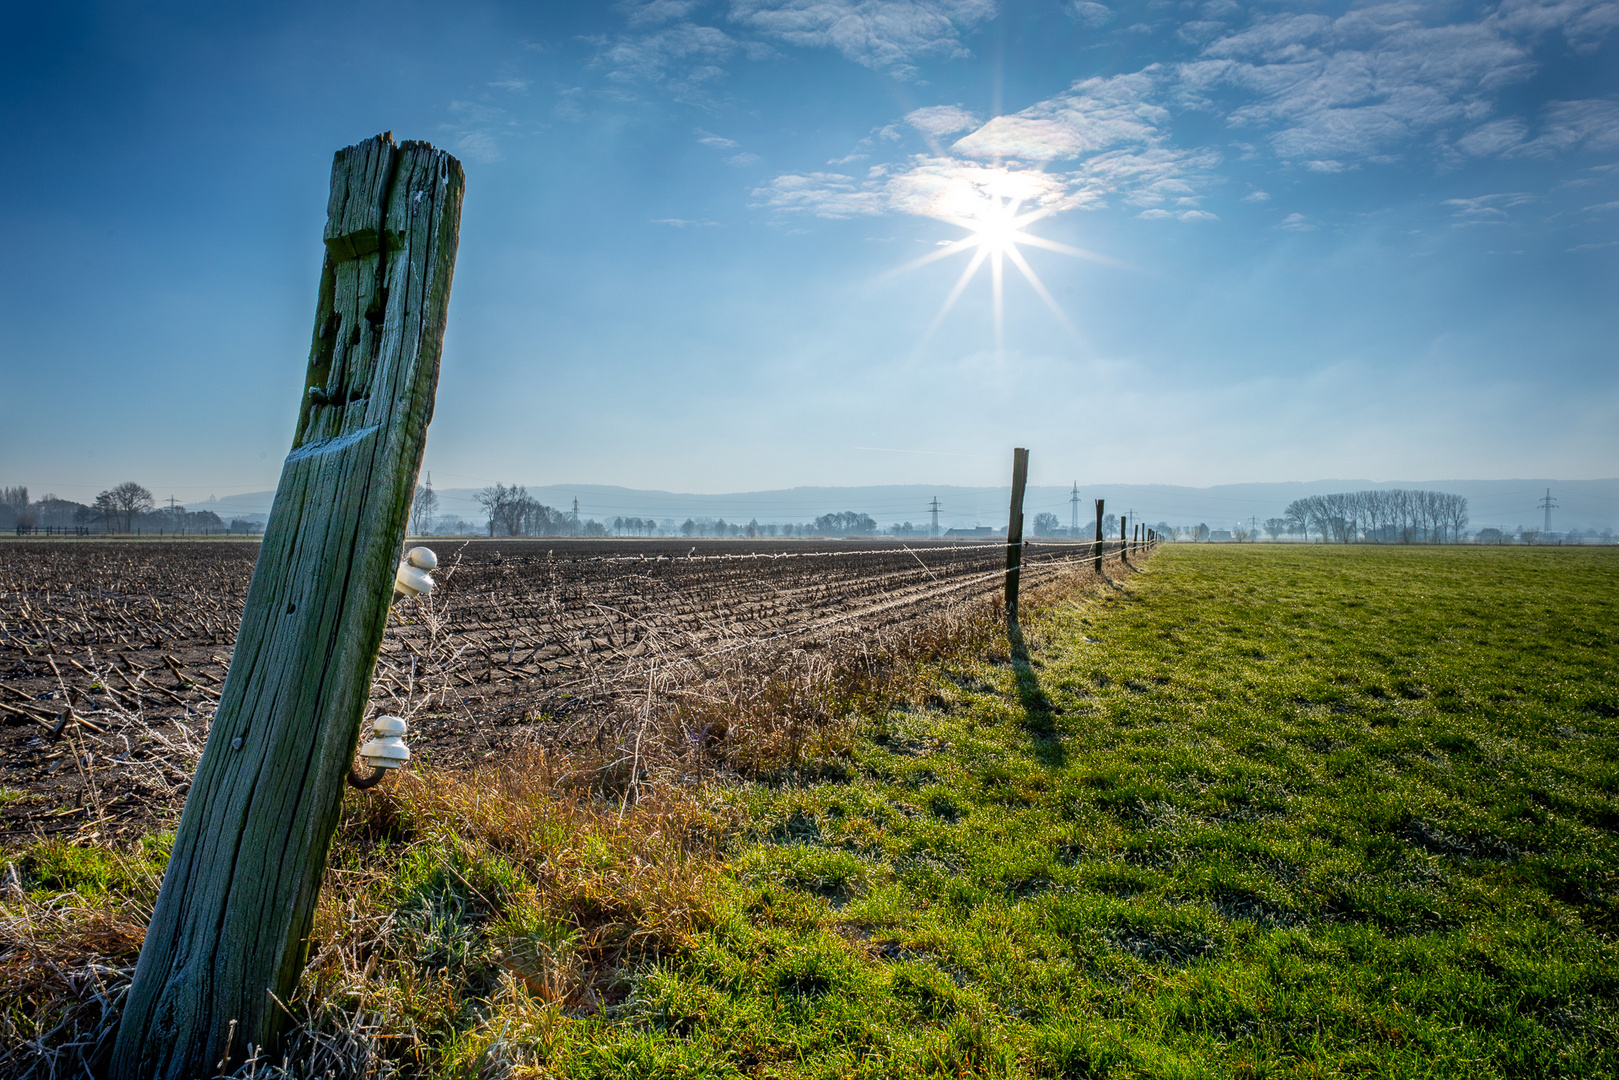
top-left (1282, 489), bottom-right (1469, 543)
top-left (672, 515), bottom-right (878, 538)
top-left (2, 484), bottom-right (258, 535)
top-left (441, 484), bottom-right (905, 540)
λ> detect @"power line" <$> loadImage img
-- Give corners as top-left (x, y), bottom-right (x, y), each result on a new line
top-left (1538, 488), bottom-right (1558, 533)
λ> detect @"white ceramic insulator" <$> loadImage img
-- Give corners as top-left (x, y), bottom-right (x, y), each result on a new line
top-left (407, 546), bottom-right (438, 570)
top-left (358, 715), bottom-right (410, 769)
top-left (395, 562), bottom-right (435, 598)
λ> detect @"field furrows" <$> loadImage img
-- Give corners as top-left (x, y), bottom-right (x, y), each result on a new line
top-left (0, 538), bottom-right (1116, 834)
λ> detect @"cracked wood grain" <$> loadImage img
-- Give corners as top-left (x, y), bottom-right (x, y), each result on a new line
top-left (110, 133), bottom-right (463, 1080)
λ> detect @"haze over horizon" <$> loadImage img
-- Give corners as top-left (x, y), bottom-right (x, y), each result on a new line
top-left (190, 476), bottom-right (1619, 534)
top-left (3, 1), bottom-right (1615, 503)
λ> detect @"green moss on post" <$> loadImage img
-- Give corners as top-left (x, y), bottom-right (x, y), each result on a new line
top-left (110, 134), bottom-right (463, 1079)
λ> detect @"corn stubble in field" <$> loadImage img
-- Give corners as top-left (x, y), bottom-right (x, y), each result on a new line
top-left (0, 538), bottom-right (1090, 835)
top-left (6, 543), bottom-right (1618, 1078)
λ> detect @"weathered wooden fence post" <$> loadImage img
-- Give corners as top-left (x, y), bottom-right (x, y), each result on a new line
top-left (1093, 498), bottom-right (1105, 577)
top-left (110, 133), bottom-right (464, 1080)
top-left (1005, 447), bottom-right (1029, 627)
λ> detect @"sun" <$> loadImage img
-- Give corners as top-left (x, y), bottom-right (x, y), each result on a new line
top-left (893, 183), bottom-right (1113, 356)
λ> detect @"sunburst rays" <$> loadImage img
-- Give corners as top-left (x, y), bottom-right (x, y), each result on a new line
top-left (891, 182), bottom-right (1117, 357)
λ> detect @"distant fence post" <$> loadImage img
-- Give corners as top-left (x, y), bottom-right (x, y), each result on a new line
top-left (1005, 447), bottom-right (1028, 626)
top-left (111, 133), bottom-right (464, 1080)
top-left (1094, 498), bottom-right (1105, 576)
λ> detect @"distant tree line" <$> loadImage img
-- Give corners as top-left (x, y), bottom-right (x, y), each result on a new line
top-left (676, 511), bottom-right (877, 538)
top-left (438, 488), bottom-right (915, 540)
top-left (2, 483), bottom-right (252, 535)
top-left (1283, 489), bottom-right (1469, 543)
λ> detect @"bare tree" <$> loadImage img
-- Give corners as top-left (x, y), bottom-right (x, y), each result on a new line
top-left (1444, 493), bottom-right (1469, 542)
top-left (476, 483), bottom-right (529, 537)
top-left (1, 486), bottom-right (32, 530)
top-left (100, 481), bottom-right (154, 533)
top-left (1263, 517), bottom-right (1287, 541)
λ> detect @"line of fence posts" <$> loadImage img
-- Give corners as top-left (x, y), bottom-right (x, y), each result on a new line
top-left (1005, 447), bottom-right (1028, 627)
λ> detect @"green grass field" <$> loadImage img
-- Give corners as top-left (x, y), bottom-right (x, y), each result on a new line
top-left (9, 544), bottom-right (1618, 1078)
top-left (599, 545), bottom-right (1619, 1078)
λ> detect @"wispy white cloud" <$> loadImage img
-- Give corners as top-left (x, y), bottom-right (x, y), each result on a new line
top-left (1511, 98), bottom-right (1619, 156)
top-left (1241, 190), bottom-right (1271, 202)
top-left (1162, 1), bottom-right (1616, 170)
top-left (1068, 1), bottom-right (1111, 30)
top-left (754, 171), bottom-right (888, 217)
top-left (1495, 0), bottom-right (1619, 52)
top-left (596, 21), bottom-right (766, 100)
top-left (1442, 192), bottom-right (1537, 224)
top-left (728, 152), bottom-right (763, 166)
top-left (761, 67), bottom-right (1221, 225)
top-left (905, 104), bottom-right (981, 137)
top-left (738, 0), bottom-right (1615, 231)
top-left (727, 0), bottom-right (997, 77)
top-left (1178, 3), bottom-right (1561, 163)
top-left (755, 156), bottom-right (1081, 219)
top-left (621, 0), bottom-right (704, 28)
top-left (442, 99), bottom-right (515, 163)
top-left (1455, 99), bottom-right (1619, 158)
top-left (488, 77), bottom-right (530, 92)
top-left (1278, 211), bottom-right (1313, 230)
top-left (453, 131), bottom-right (504, 164)
top-left (952, 71), bottom-right (1168, 161)
top-left (1455, 117), bottom-right (1530, 156)
top-left (697, 130), bottom-right (740, 147)
top-left (652, 217), bottom-right (723, 226)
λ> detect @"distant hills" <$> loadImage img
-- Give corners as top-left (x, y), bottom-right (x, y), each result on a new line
top-left (208, 478), bottom-right (1619, 532)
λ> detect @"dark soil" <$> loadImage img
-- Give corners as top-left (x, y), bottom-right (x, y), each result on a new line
top-left (0, 536), bottom-right (1093, 840)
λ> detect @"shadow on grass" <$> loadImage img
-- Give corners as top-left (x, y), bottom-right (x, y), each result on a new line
top-left (1009, 622), bottom-right (1066, 769)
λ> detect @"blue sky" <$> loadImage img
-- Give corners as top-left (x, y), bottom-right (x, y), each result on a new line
top-left (2, 0), bottom-right (1615, 505)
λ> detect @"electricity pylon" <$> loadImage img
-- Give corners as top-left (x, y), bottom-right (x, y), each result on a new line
top-left (1538, 488), bottom-right (1558, 534)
